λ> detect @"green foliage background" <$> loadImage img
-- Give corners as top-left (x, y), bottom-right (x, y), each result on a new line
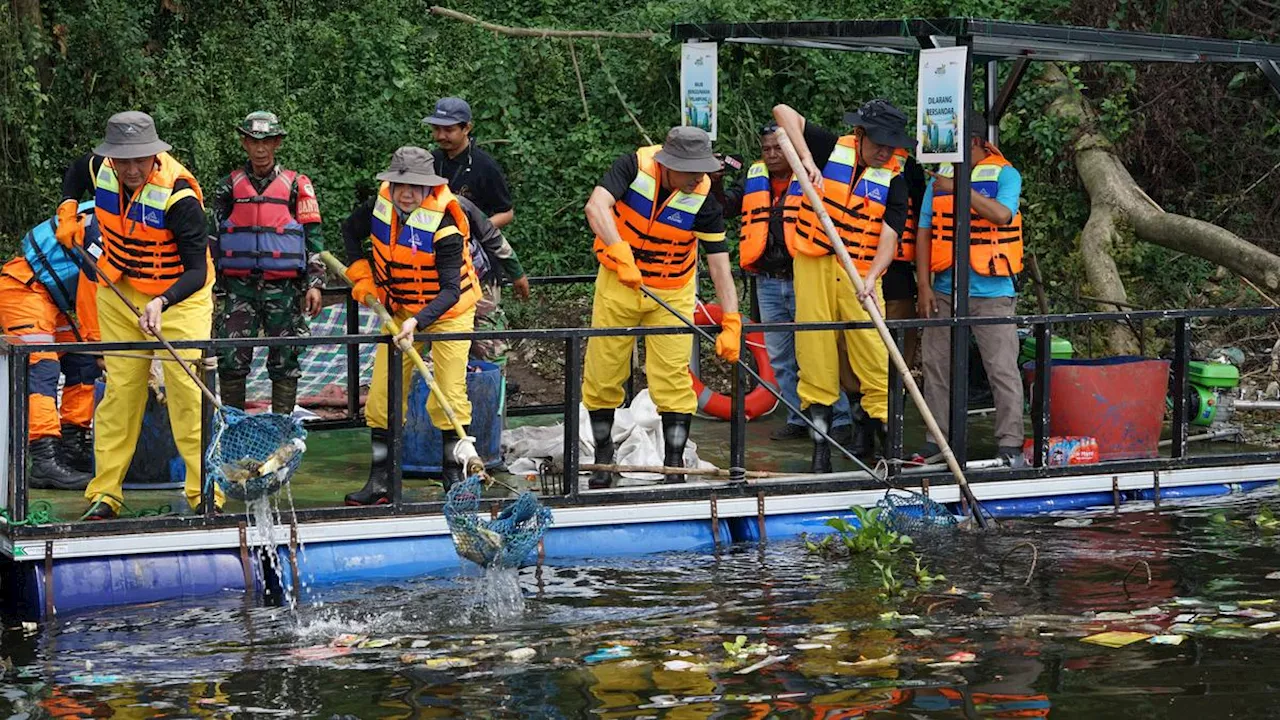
top-left (2, 0), bottom-right (1278, 343)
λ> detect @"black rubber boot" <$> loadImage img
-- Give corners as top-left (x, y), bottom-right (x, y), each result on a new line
top-left (861, 412), bottom-right (888, 461)
top-left (271, 377), bottom-right (299, 416)
top-left (220, 375), bottom-right (247, 411)
top-left (807, 405), bottom-right (834, 474)
top-left (661, 412), bottom-right (692, 484)
top-left (848, 400), bottom-right (873, 457)
top-left (588, 409), bottom-right (616, 489)
top-left (60, 423), bottom-right (93, 473)
top-left (29, 436), bottom-right (92, 490)
top-left (441, 428), bottom-right (469, 492)
top-left (345, 428), bottom-right (391, 506)
top-left (82, 500), bottom-right (116, 521)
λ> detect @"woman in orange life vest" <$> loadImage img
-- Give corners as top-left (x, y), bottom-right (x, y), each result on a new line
top-left (772, 99), bottom-right (915, 473)
top-left (914, 121), bottom-right (1026, 466)
top-left (56, 111), bottom-right (220, 520)
top-left (582, 126), bottom-right (742, 488)
top-left (340, 147), bottom-right (481, 505)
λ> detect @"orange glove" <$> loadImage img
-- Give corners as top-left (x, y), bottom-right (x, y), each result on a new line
top-left (345, 259), bottom-right (378, 304)
top-left (715, 312), bottom-right (742, 363)
top-left (55, 200), bottom-right (84, 248)
top-left (603, 242), bottom-right (643, 290)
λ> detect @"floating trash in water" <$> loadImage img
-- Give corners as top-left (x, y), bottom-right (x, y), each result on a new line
top-left (736, 654), bottom-right (788, 675)
top-left (843, 653), bottom-right (899, 672)
top-left (1081, 631), bottom-right (1152, 648)
top-left (662, 660), bottom-right (705, 672)
top-left (1054, 518), bottom-right (1093, 528)
top-left (794, 643), bottom-right (831, 650)
top-left (944, 651), bottom-right (976, 662)
top-left (583, 645), bottom-right (631, 663)
top-left (505, 648), bottom-right (536, 663)
top-left (1266, 571), bottom-right (1280, 580)
top-left (1149, 635), bottom-right (1186, 646)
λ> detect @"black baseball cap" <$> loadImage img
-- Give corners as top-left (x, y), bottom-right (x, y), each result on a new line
top-left (424, 97), bottom-right (472, 126)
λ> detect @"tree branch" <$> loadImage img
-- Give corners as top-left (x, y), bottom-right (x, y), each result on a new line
top-left (428, 6), bottom-right (657, 40)
top-left (568, 39), bottom-right (590, 122)
top-left (594, 41), bottom-right (654, 145)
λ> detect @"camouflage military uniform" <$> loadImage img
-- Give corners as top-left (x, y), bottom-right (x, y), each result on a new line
top-left (210, 113), bottom-right (324, 413)
top-left (456, 195), bottom-right (526, 366)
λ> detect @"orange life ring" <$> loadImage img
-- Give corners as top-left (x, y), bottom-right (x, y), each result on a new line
top-left (688, 302), bottom-right (779, 421)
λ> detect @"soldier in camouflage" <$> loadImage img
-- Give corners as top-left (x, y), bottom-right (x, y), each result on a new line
top-left (210, 111), bottom-right (324, 414)
top-left (458, 195), bottom-right (529, 365)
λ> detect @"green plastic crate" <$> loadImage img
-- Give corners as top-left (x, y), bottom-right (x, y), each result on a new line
top-left (1019, 335), bottom-right (1074, 365)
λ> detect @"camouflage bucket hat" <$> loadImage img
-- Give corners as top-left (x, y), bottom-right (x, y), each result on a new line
top-left (237, 111), bottom-right (287, 139)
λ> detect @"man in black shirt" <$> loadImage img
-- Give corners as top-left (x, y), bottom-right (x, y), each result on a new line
top-left (715, 125), bottom-right (856, 444)
top-left (772, 99), bottom-right (913, 471)
top-left (582, 127), bottom-right (741, 487)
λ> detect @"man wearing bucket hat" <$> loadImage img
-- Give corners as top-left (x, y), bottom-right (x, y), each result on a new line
top-left (210, 111), bottom-right (325, 416)
top-left (772, 99), bottom-right (914, 472)
top-left (582, 126), bottom-right (741, 488)
top-left (57, 110), bottom-right (223, 519)
top-left (340, 146), bottom-right (480, 505)
top-left (915, 119), bottom-right (1026, 466)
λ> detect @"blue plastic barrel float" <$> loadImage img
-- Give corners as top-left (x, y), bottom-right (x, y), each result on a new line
top-left (1023, 356), bottom-right (1170, 461)
top-left (402, 361), bottom-right (504, 474)
top-left (93, 380), bottom-right (184, 489)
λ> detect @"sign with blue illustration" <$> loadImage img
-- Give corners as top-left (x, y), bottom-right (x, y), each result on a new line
top-left (916, 46), bottom-right (969, 164)
top-left (680, 42), bottom-right (717, 140)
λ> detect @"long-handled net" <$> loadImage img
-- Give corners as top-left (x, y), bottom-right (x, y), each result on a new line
top-left (876, 489), bottom-right (960, 535)
top-left (207, 408), bottom-right (308, 502)
top-left (443, 475), bottom-right (553, 569)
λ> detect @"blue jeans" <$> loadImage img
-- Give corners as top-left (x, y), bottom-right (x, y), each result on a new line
top-left (754, 274), bottom-right (853, 428)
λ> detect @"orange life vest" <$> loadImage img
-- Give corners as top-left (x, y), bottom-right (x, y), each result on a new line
top-left (928, 149), bottom-right (1024, 276)
top-left (593, 145), bottom-right (711, 289)
top-left (792, 135), bottom-right (902, 272)
top-left (93, 153), bottom-right (208, 296)
top-left (893, 147), bottom-right (918, 262)
top-left (368, 182), bottom-right (481, 320)
top-left (737, 160), bottom-right (801, 270)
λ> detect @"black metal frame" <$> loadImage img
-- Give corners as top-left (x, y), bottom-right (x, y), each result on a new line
top-left (3, 300), bottom-right (1280, 538)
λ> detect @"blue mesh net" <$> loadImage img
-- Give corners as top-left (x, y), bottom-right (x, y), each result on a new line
top-left (444, 475), bottom-right (554, 569)
top-left (206, 408), bottom-right (308, 502)
top-left (876, 489), bottom-right (959, 534)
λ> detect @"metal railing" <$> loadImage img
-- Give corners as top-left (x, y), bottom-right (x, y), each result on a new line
top-left (3, 282), bottom-right (1279, 535)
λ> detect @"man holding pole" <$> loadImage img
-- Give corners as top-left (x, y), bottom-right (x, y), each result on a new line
top-left (915, 123), bottom-right (1026, 466)
top-left (340, 147), bottom-right (479, 505)
top-left (582, 126), bottom-right (741, 488)
top-left (772, 99), bottom-right (915, 472)
top-left (57, 111), bottom-right (222, 519)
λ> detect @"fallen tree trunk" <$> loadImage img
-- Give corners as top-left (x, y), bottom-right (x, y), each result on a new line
top-left (1041, 63), bottom-right (1280, 353)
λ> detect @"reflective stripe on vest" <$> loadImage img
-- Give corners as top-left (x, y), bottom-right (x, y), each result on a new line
top-left (792, 136), bottom-right (900, 272)
top-left (93, 153), bottom-right (207, 296)
top-left (368, 182), bottom-right (481, 319)
top-left (738, 161), bottom-right (800, 270)
top-left (593, 145), bottom-right (710, 289)
top-left (928, 151), bottom-right (1024, 277)
top-left (23, 200), bottom-right (102, 314)
top-left (892, 148), bottom-right (917, 262)
top-left (217, 169), bottom-right (307, 279)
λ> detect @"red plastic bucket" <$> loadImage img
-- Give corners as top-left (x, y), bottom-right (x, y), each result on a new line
top-left (1023, 356), bottom-right (1170, 461)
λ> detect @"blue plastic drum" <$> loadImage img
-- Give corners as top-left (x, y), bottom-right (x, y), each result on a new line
top-left (402, 361), bottom-right (504, 474)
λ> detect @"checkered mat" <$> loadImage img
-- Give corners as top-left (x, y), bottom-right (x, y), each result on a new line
top-left (244, 303), bottom-right (383, 402)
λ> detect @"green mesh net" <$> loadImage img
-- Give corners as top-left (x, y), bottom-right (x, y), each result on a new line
top-left (444, 475), bottom-right (554, 569)
top-left (876, 488), bottom-right (959, 535)
top-left (206, 407), bottom-right (308, 503)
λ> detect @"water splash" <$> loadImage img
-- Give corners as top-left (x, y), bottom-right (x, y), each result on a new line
top-left (465, 567), bottom-right (526, 625)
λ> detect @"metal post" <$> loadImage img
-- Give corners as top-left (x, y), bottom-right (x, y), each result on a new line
top-left (1032, 321), bottom-right (1053, 467)
top-left (985, 59), bottom-right (999, 145)
top-left (563, 336), bottom-right (582, 497)
top-left (1170, 318), bottom-right (1190, 459)
top-left (345, 297), bottom-right (361, 421)
top-left (12, 351), bottom-right (29, 524)
top-left (201, 357), bottom-right (216, 518)
top-left (386, 341), bottom-right (403, 506)
top-left (886, 327), bottom-right (905, 480)
top-left (729, 332), bottom-right (746, 483)
top-left (947, 36), bottom-right (976, 468)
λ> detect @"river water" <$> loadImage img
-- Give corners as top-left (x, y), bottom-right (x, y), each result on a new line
top-left (6, 489), bottom-right (1280, 718)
